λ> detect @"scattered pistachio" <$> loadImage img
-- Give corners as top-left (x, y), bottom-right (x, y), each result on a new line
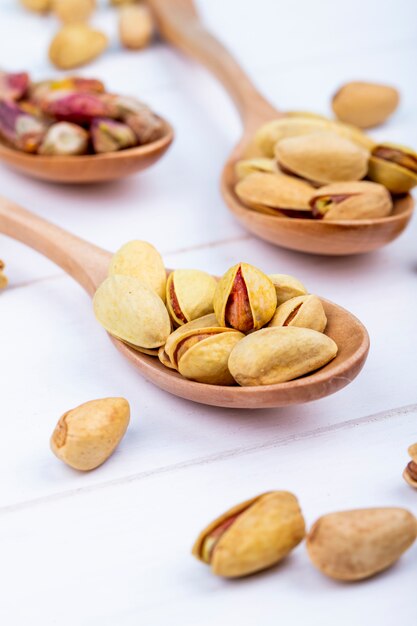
top-left (52, 0), bottom-right (95, 23)
top-left (332, 81), bottom-right (399, 129)
top-left (20, 0), bottom-right (51, 11)
top-left (268, 294), bottom-right (327, 333)
top-left (49, 23), bottom-right (108, 70)
top-left (119, 4), bottom-right (154, 50)
top-left (38, 121), bottom-right (89, 155)
top-left (403, 443), bottom-right (417, 489)
top-left (310, 181), bottom-right (393, 220)
top-left (0, 260), bottom-right (8, 289)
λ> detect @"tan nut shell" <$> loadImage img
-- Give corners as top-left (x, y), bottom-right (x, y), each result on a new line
top-left (268, 274), bottom-right (307, 306)
top-left (192, 491), bottom-right (306, 578)
top-left (49, 23), bottom-right (108, 69)
top-left (235, 158), bottom-right (278, 180)
top-left (109, 240), bottom-right (166, 302)
top-left (93, 275), bottom-right (171, 349)
top-left (307, 508), bottom-right (417, 581)
top-left (332, 81), bottom-right (399, 129)
top-left (119, 4), bottom-right (154, 50)
top-left (21, 0), bottom-right (51, 11)
top-left (311, 181), bottom-right (393, 220)
top-left (228, 326), bottom-right (337, 386)
top-left (235, 172), bottom-right (313, 214)
top-left (53, 0), bottom-right (95, 23)
top-left (268, 295), bottom-right (327, 333)
top-left (403, 443), bottom-right (417, 488)
top-left (158, 346), bottom-right (176, 370)
top-left (275, 132), bottom-right (369, 185)
top-left (164, 313), bottom-right (219, 365)
top-left (214, 263), bottom-right (277, 331)
top-left (50, 397), bottom-right (130, 471)
top-left (368, 143), bottom-right (417, 194)
top-left (0, 259), bottom-right (8, 289)
top-left (166, 269), bottom-right (217, 326)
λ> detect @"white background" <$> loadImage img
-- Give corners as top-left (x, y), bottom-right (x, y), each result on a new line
top-left (0, 0), bottom-right (416, 623)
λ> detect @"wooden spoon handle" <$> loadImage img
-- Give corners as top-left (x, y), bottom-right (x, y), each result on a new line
top-left (0, 197), bottom-right (110, 296)
top-left (148, 0), bottom-right (278, 129)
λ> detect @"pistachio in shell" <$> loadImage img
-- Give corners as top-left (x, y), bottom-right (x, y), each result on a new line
top-left (268, 273), bottom-right (307, 306)
top-left (332, 81), bottom-right (399, 129)
top-left (214, 263), bottom-right (277, 333)
top-left (164, 313), bottom-right (219, 365)
top-left (235, 157), bottom-right (277, 180)
top-left (166, 269), bottom-right (217, 326)
top-left (158, 346), bottom-right (176, 370)
top-left (108, 240), bottom-right (166, 302)
top-left (310, 181), bottom-right (393, 220)
top-left (403, 443), bottom-right (417, 489)
top-left (235, 172), bottom-right (313, 217)
top-left (228, 326), bottom-right (337, 386)
top-left (268, 295), bottom-right (327, 333)
top-left (192, 491), bottom-right (306, 578)
top-left (275, 131), bottom-right (369, 186)
top-left (368, 143), bottom-right (417, 193)
top-left (93, 275), bottom-right (171, 349)
top-left (306, 508), bottom-right (417, 581)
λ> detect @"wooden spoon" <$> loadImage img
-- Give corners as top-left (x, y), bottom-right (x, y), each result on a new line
top-left (148, 0), bottom-right (414, 255)
top-left (0, 196), bottom-right (369, 408)
top-left (0, 117), bottom-right (174, 184)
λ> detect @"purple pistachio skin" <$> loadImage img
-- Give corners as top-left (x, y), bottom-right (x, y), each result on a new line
top-left (40, 92), bottom-right (119, 124)
top-left (91, 117), bottom-right (137, 153)
top-left (0, 71), bottom-right (29, 101)
top-left (104, 95), bottom-right (164, 144)
top-left (0, 100), bottom-right (47, 152)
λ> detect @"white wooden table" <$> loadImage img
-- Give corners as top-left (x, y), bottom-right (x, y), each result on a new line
top-left (0, 1), bottom-right (416, 623)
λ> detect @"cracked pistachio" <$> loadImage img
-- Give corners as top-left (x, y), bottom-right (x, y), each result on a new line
top-left (164, 313), bottom-right (218, 366)
top-left (38, 122), bottom-right (89, 156)
top-left (268, 274), bottom-right (307, 306)
top-left (310, 181), bottom-right (393, 220)
top-left (228, 326), bottom-right (337, 386)
top-left (235, 157), bottom-right (278, 180)
top-left (235, 172), bottom-right (313, 217)
top-left (307, 508), bottom-right (417, 581)
top-left (332, 81), bottom-right (399, 129)
top-left (368, 143), bottom-right (417, 194)
top-left (0, 260), bottom-right (8, 289)
top-left (166, 269), bottom-right (217, 326)
top-left (158, 346), bottom-right (176, 370)
top-left (214, 263), bottom-right (277, 333)
top-left (403, 443), bottom-right (417, 489)
top-left (268, 295), bottom-right (327, 333)
top-left (192, 491), bottom-right (306, 578)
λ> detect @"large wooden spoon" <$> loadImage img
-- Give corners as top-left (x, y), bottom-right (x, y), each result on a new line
top-left (148, 0), bottom-right (414, 255)
top-left (0, 196), bottom-right (369, 408)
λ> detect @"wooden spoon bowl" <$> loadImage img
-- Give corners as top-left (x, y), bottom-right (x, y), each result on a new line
top-left (0, 197), bottom-right (369, 409)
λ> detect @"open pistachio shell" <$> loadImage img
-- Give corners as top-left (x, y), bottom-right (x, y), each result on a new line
top-left (158, 346), bottom-right (177, 370)
top-left (275, 132), bottom-right (369, 185)
top-left (310, 181), bottom-right (393, 220)
top-left (268, 295), bottom-right (327, 333)
top-left (332, 81), bottom-right (399, 129)
top-left (192, 491), bottom-right (306, 578)
top-left (268, 274), bottom-right (307, 306)
top-left (108, 240), bottom-right (166, 302)
top-left (93, 275), bottom-right (171, 349)
top-left (235, 157), bottom-right (278, 180)
top-left (235, 172), bottom-right (313, 215)
top-left (367, 143), bottom-right (417, 193)
top-left (123, 342), bottom-right (159, 356)
top-left (228, 326), bottom-right (338, 386)
top-left (214, 263), bottom-right (277, 333)
top-left (166, 269), bottom-right (217, 326)
top-left (403, 443), bottom-right (417, 489)
top-left (164, 313), bottom-right (221, 365)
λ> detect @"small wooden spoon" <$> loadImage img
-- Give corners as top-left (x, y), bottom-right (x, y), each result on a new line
top-left (0, 117), bottom-right (174, 184)
top-left (0, 196), bottom-right (369, 408)
top-left (148, 0), bottom-right (414, 255)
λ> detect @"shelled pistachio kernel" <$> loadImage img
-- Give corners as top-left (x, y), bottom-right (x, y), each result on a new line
top-left (310, 181), bottom-right (393, 221)
top-left (306, 508), bottom-right (417, 581)
top-left (403, 443), bottom-right (417, 489)
top-left (268, 274), bottom-right (307, 306)
top-left (192, 491), bottom-right (306, 578)
top-left (332, 81), bottom-right (399, 129)
top-left (0, 260), bottom-right (8, 289)
top-left (368, 143), bottom-right (417, 194)
top-left (213, 262), bottom-right (277, 333)
top-left (50, 397), bottom-right (130, 470)
top-left (234, 157), bottom-right (277, 180)
top-left (235, 172), bottom-right (313, 216)
top-left (166, 269), bottom-right (217, 326)
top-left (268, 295), bottom-right (327, 333)
top-left (108, 240), bottom-right (166, 303)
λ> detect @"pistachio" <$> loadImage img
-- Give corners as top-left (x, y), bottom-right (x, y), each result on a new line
top-left (0, 101), bottom-right (47, 153)
top-left (214, 263), bottom-right (277, 333)
top-left (52, 0), bottom-right (95, 23)
top-left (119, 4), bottom-right (154, 50)
top-left (235, 157), bottom-right (278, 180)
top-left (49, 24), bottom-right (108, 70)
top-left (164, 313), bottom-right (219, 365)
top-left (235, 172), bottom-right (313, 216)
top-left (228, 326), bottom-right (337, 386)
top-left (108, 240), bottom-right (166, 303)
top-left (93, 275), bottom-right (171, 349)
top-left (192, 492), bottom-right (306, 578)
top-left (332, 81), bottom-right (399, 129)
top-left (158, 346), bottom-right (176, 370)
top-left (368, 143), bottom-right (417, 193)
top-left (0, 71), bottom-right (29, 101)
top-left (268, 274), bottom-right (307, 306)
top-left (307, 508), bottom-right (417, 581)
top-left (310, 181), bottom-right (393, 220)
top-left (20, 0), bottom-right (51, 11)
top-left (38, 122), bottom-right (89, 156)
top-left (50, 397), bottom-right (130, 471)
top-left (91, 118), bottom-right (137, 153)
top-left (166, 269), bottom-right (217, 326)
top-left (275, 132), bottom-right (369, 186)
top-left (403, 443), bottom-right (417, 489)
top-left (268, 295), bottom-right (327, 333)
top-left (0, 260), bottom-right (8, 289)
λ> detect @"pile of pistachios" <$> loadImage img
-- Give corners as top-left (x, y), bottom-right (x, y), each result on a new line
top-left (93, 240), bottom-right (338, 386)
top-left (0, 70), bottom-right (164, 155)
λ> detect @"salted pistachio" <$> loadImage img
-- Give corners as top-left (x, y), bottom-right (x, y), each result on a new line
top-left (166, 269), bottom-right (217, 326)
top-left (49, 24), bottom-right (108, 70)
top-left (119, 4), bottom-right (154, 50)
top-left (235, 157), bottom-right (277, 180)
top-left (307, 508), bottom-right (417, 581)
top-left (214, 263), bottom-right (277, 333)
top-left (368, 143), bottom-right (417, 193)
top-left (403, 443), bottom-right (417, 489)
top-left (229, 326), bottom-right (337, 386)
top-left (332, 81), bottom-right (399, 129)
top-left (50, 397), bottom-right (130, 471)
top-left (108, 240), bottom-right (166, 303)
top-left (164, 313), bottom-right (219, 365)
top-left (275, 131), bottom-right (369, 186)
top-left (158, 346), bottom-right (176, 370)
top-left (268, 295), bottom-right (327, 333)
top-left (93, 275), bottom-right (171, 349)
top-left (192, 491), bottom-right (306, 578)
top-left (0, 260), bottom-right (8, 289)
top-left (52, 0), bottom-right (95, 23)
top-left (235, 172), bottom-right (313, 216)
top-left (310, 181), bottom-right (393, 221)
top-left (268, 274), bottom-right (307, 306)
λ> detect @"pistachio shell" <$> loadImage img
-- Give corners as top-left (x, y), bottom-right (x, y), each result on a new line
top-left (108, 240), bottom-right (166, 302)
top-left (49, 23), bottom-right (108, 70)
top-left (275, 132), bottom-right (369, 185)
top-left (235, 172), bottom-right (313, 215)
top-left (332, 81), bottom-right (399, 129)
top-left (214, 263), bottom-right (277, 333)
top-left (307, 508), bottom-right (417, 581)
top-left (268, 274), bottom-right (307, 305)
top-left (192, 491), bottom-right (306, 578)
top-left (123, 342), bottom-right (159, 356)
top-left (235, 158), bottom-right (277, 180)
top-left (228, 326), bottom-right (337, 386)
top-left (158, 346), bottom-right (176, 370)
top-left (285, 110), bottom-right (329, 121)
top-left (403, 443), bottom-right (417, 488)
top-left (310, 181), bottom-right (393, 220)
top-left (164, 313), bottom-right (222, 364)
top-left (268, 295), bottom-right (327, 332)
top-left (409, 443), bottom-right (417, 460)
top-left (93, 275), bottom-right (171, 349)
top-left (166, 269), bottom-right (217, 326)
top-left (368, 143), bottom-right (417, 193)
